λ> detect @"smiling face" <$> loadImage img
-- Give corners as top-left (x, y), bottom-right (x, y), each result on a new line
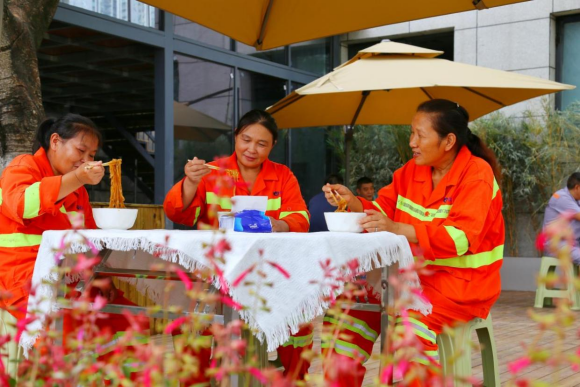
top-left (48, 131), bottom-right (99, 175)
top-left (409, 111), bottom-right (456, 167)
top-left (234, 123), bottom-right (275, 169)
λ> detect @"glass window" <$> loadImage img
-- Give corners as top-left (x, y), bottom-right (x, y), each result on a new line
top-left (558, 16), bottom-right (580, 110)
top-left (290, 38), bottom-right (331, 75)
top-left (174, 54), bottom-right (235, 184)
top-left (236, 42), bottom-right (286, 65)
top-left (238, 70), bottom-right (287, 165)
top-left (173, 17), bottom-right (232, 49)
top-left (60, 0), bottom-right (157, 28)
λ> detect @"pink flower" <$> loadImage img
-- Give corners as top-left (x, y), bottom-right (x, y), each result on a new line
top-left (220, 296), bottom-right (243, 311)
top-left (15, 316), bottom-right (37, 342)
top-left (232, 264), bottom-right (256, 288)
top-left (380, 364), bottom-right (393, 384)
top-left (73, 254), bottom-right (100, 273)
top-left (215, 239), bottom-right (231, 255)
top-left (93, 295), bottom-right (107, 311)
top-left (535, 232), bottom-right (547, 252)
top-left (248, 367), bottom-right (267, 384)
top-left (266, 261), bottom-right (290, 279)
top-left (164, 316), bottom-right (188, 334)
top-left (508, 357), bottom-right (532, 374)
top-left (176, 268), bottom-right (193, 291)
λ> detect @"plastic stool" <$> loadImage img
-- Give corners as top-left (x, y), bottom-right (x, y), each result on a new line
top-left (534, 256), bottom-right (580, 310)
top-left (437, 314), bottom-right (500, 387)
top-left (0, 309), bottom-right (20, 381)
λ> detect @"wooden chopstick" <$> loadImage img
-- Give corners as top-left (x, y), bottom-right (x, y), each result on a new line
top-left (186, 159), bottom-right (222, 171)
top-left (328, 190), bottom-right (340, 206)
top-left (84, 161), bottom-right (112, 170)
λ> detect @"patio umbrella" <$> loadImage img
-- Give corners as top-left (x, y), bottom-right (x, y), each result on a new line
top-left (139, 0), bottom-right (528, 50)
top-left (173, 101), bottom-right (231, 142)
top-left (266, 41), bottom-right (575, 181)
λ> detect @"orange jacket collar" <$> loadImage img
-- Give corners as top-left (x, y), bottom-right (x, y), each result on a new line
top-left (32, 147), bottom-right (56, 177)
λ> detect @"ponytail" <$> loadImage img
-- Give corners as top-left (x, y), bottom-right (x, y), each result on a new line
top-left (32, 114), bottom-right (102, 153)
top-left (417, 99), bottom-right (501, 183)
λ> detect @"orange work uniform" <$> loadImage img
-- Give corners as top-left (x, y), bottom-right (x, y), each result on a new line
top-left (0, 148), bottom-right (146, 335)
top-left (164, 153), bottom-right (313, 382)
top-left (323, 146), bottom-right (505, 386)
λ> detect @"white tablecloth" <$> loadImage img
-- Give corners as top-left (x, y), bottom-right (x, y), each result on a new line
top-left (22, 229), bottom-right (431, 352)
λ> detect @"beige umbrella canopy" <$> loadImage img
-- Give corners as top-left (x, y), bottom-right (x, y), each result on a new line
top-left (266, 41), bottom-right (574, 180)
top-left (140, 0), bottom-right (528, 50)
top-left (173, 101), bottom-right (231, 142)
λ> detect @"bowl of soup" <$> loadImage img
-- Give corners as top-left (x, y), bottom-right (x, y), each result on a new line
top-left (92, 208), bottom-right (138, 230)
top-left (324, 212), bottom-right (367, 233)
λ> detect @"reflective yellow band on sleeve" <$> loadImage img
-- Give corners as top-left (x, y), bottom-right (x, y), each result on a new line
top-left (321, 340), bottom-right (370, 362)
top-left (423, 244), bottom-right (504, 269)
top-left (0, 188), bottom-right (3, 206)
top-left (493, 178), bottom-right (500, 200)
top-left (0, 233), bottom-right (43, 248)
top-left (281, 332), bottom-right (313, 348)
top-left (23, 182), bottom-right (41, 219)
top-left (396, 195), bottom-right (452, 222)
top-left (206, 192), bottom-right (232, 210)
top-left (372, 201), bottom-right (386, 216)
top-left (266, 197), bottom-right (282, 211)
top-left (444, 225), bottom-right (469, 256)
top-left (280, 211), bottom-right (310, 224)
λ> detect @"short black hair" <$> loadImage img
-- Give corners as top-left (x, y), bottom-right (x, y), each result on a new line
top-left (567, 172), bottom-right (580, 189)
top-left (234, 109), bottom-right (278, 143)
top-left (33, 114), bottom-right (102, 153)
top-left (325, 173), bottom-right (344, 185)
top-left (356, 176), bottom-right (373, 189)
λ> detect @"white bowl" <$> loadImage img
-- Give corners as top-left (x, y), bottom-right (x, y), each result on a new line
top-left (92, 208), bottom-right (138, 230)
top-left (324, 212), bottom-right (367, 233)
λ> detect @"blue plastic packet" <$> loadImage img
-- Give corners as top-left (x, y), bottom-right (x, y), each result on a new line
top-left (233, 210), bottom-right (272, 233)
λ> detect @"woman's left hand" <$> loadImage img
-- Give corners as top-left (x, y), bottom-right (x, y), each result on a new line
top-left (270, 217), bottom-right (290, 233)
top-left (360, 209), bottom-right (395, 233)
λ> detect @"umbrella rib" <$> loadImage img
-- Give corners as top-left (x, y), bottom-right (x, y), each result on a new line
top-left (420, 88), bottom-right (434, 100)
top-left (351, 91), bottom-right (371, 127)
top-left (256, 0), bottom-right (275, 48)
top-left (463, 87), bottom-right (505, 107)
top-left (267, 94), bottom-right (304, 116)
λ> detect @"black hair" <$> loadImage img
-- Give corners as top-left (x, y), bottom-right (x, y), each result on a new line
top-left (417, 99), bottom-right (501, 182)
top-left (234, 110), bottom-right (278, 143)
top-left (325, 173), bottom-right (344, 185)
top-left (33, 114), bottom-right (102, 153)
top-left (356, 176), bottom-right (373, 189)
top-left (567, 172), bottom-right (580, 189)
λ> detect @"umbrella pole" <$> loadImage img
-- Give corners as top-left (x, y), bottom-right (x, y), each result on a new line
top-left (345, 90), bottom-right (370, 186)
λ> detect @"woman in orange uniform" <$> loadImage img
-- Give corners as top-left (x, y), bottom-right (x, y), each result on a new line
top-left (0, 114), bottom-right (147, 337)
top-left (164, 109), bottom-right (312, 383)
top-left (322, 99), bottom-right (505, 386)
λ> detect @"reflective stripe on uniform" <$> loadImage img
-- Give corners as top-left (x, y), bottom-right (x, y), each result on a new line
top-left (281, 332), bottom-right (313, 348)
top-left (423, 244), bottom-right (504, 269)
top-left (280, 211), bottom-right (310, 224)
top-left (193, 207), bottom-right (201, 225)
top-left (372, 201), bottom-right (387, 216)
top-left (0, 188), bottom-right (3, 206)
top-left (396, 195), bottom-right (452, 222)
top-left (492, 178), bottom-right (500, 200)
top-left (395, 316), bottom-right (437, 345)
top-left (323, 316), bottom-right (379, 342)
top-left (23, 182), bottom-right (41, 219)
top-left (411, 350), bottom-right (440, 365)
top-left (206, 192), bottom-right (232, 210)
top-left (321, 339), bottom-right (370, 362)
top-left (0, 233), bottom-right (43, 248)
top-left (444, 225), bottom-right (469, 256)
top-left (267, 197), bottom-right (281, 211)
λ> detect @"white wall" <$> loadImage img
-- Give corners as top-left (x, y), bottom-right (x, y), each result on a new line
top-left (501, 257), bottom-right (542, 291)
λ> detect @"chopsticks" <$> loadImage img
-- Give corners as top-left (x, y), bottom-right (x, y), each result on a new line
top-left (329, 189), bottom-right (346, 207)
top-left (186, 159), bottom-right (223, 171)
top-left (84, 161), bottom-right (112, 170)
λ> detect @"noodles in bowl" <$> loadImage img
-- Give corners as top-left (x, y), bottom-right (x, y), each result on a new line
top-left (92, 159), bottom-right (138, 229)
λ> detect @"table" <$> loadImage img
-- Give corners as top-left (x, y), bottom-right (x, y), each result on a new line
top-left (22, 229), bottom-right (431, 356)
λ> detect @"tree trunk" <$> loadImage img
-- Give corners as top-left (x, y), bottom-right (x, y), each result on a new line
top-left (0, 0), bottom-right (60, 172)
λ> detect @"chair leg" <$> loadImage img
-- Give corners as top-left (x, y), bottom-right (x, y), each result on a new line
top-left (475, 322), bottom-right (500, 386)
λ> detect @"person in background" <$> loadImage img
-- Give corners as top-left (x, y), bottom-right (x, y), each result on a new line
top-left (356, 176), bottom-right (375, 201)
top-left (542, 172), bottom-right (580, 263)
top-left (308, 174), bottom-right (344, 232)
